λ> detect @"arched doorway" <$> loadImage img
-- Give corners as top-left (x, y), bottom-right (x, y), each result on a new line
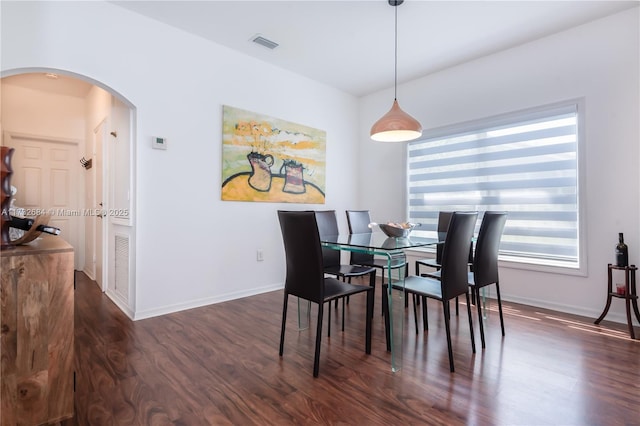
top-left (1, 68), bottom-right (136, 318)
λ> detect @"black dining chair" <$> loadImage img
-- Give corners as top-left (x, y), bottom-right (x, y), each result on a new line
top-left (469, 211), bottom-right (508, 348)
top-left (345, 210), bottom-right (408, 313)
top-left (384, 211), bottom-right (478, 372)
top-left (416, 211), bottom-right (473, 316)
top-left (415, 211), bottom-right (453, 276)
top-left (315, 210), bottom-right (376, 333)
top-left (277, 210), bottom-right (374, 377)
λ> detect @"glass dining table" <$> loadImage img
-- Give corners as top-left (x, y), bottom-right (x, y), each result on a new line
top-left (319, 231), bottom-right (439, 372)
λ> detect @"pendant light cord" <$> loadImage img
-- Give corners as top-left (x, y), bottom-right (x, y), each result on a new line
top-left (394, 2), bottom-right (398, 100)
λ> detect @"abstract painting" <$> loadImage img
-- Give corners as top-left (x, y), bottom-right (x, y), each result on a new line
top-left (221, 105), bottom-right (326, 203)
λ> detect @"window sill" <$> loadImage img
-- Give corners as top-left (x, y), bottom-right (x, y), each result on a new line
top-left (405, 248), bottom-right (587, 277)
top-left (497, 256), bottom-right (587, 277)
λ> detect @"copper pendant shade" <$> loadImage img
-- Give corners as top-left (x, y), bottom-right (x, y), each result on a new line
top-left (370, 99), bottom-right (422, 142)
top-left (370, 0), bottom-right (422, 142)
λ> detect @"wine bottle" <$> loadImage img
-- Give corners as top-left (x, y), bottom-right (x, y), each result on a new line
top-left (615, 233), bottom-right (628, 267)
top-left (8, 215), bottom-right (61, 236)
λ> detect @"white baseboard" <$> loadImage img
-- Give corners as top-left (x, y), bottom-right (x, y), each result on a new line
top-left (82, 268), bottom-right (95, 281)
top-left (132, 283), bottom-right (284, 321)
top-left (113, 281), bottom-right (637, 328)
top-left (499, 293), bottom-right (635, 326)
top-left (105, 289), bottom-right (135, 320)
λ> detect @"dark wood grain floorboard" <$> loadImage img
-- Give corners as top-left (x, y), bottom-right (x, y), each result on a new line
top-left (63, 272), bottom-right (640, 425)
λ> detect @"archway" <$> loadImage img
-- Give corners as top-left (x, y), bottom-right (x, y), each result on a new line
top-left (1, 67), bottom-right (136, 318)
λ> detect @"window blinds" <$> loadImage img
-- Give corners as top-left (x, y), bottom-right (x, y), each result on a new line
top-left (407, 104), bottom-right (579, 266)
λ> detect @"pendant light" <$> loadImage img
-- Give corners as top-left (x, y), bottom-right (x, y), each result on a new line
top-left (370, 0), bottom-right (422, 142)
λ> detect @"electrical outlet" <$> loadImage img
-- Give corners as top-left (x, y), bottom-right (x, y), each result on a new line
top-left (257, 249), bottom-right (264, 262)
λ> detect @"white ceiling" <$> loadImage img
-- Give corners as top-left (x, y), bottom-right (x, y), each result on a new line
top-left (2, 72), bottom-right (94, 98)
top-left (3, 1), bottom-right (637, 98)
top-left (111, 0), bottom-right (639, 97)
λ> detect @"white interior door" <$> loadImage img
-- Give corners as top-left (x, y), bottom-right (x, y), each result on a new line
top-left (6, 132), bottom-right (81, 269)
top-left (94, 122), bottom-right (106, 291)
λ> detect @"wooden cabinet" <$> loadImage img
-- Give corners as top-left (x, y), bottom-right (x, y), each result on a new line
top-left (1, 237), bottom-right (74, 425)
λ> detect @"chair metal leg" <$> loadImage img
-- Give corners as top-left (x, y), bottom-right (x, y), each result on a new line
top-left (412, 293), bottom-right (419, 334)
top-left (495, 282), bottom-right (505, 336)
top-left (314, 304), bottom-right (324, 377)
top-left (341, 297), bottom-right (346, 332)
top-left (422, 296), bottom-right (428, 330)
top-left (327, 300), bottom-right (332, 337)
top-left (280, 293), bottom-right (289, 356)
top-left (365, 290), bottom-right (373, 354)
top-left (369, 270), bottom-right (376, 319)
top-left (475, 287), bottom-right (486, 349)
top-left (380, 269), bottom-right (386, 316)
top-left (442, 300), bottom-right (455, 372)
top-left (404, 266), bottom-right (410, 308)
top-left (466, 292), bottom-right (476, 354)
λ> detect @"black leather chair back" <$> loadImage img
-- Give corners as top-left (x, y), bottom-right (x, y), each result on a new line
top-left (472, 212), bottom-right (508, 287)
top-left (440, 212), bottom-right (478, 300)
top-left (277, 211), bottom-right (325, 304)
top-left (345, 210), bottom-right (375, 264)
top-left (315, 210), bottom-right (341, 268)
top-left (436, 211), bottom-right (453, 262)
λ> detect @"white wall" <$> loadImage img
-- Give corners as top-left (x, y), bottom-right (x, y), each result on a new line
top-left (1, 1), bottom-right (360, 319)
top-left (359, 8), bottom-right (640, 323)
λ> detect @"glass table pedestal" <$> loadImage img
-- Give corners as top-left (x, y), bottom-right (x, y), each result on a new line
top-left (320, 232), bottom-right (438, 372)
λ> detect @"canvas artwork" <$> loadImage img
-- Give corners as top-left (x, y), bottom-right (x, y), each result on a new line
top-left (221, 105), bottom-right (326, 203)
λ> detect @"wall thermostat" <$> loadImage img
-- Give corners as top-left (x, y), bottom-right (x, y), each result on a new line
top-left (152, 136), bottom-right (167, 150)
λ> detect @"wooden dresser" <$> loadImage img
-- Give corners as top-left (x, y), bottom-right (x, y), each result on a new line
top-left (1, 237), bottom-right (74, 425)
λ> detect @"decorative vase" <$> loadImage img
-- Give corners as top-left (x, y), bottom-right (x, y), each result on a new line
top-left (281, 160), bottom-right (306, 194)
top-left (1, 146), bottom-right (15, 249)
top-left (247, 152), bottom-right (274, 192)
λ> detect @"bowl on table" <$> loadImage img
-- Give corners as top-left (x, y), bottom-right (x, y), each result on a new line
top-left (374, 222), bottom-right (417, 238)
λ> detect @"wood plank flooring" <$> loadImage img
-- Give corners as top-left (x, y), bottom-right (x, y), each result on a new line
top-left (65, 272), bottom-right (640, 425)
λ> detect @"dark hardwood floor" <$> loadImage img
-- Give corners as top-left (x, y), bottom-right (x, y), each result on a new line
top-left (66, 272), bottom-right (640, 425)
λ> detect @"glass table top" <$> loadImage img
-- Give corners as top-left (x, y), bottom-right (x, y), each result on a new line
top-left (320, 231), bottom-right (440, 251)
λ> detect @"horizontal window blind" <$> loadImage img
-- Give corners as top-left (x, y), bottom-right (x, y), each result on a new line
top-left (407, 103), bottom-right (580, 266)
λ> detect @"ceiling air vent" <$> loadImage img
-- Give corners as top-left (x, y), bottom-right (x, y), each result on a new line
top-left (251, 34), bottom-right (279, 50)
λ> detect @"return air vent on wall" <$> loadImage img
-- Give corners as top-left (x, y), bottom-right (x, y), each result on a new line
top-left (251, 34), bottom-right (279, 50)
top-left (114, 234), bottom-right (130, 301)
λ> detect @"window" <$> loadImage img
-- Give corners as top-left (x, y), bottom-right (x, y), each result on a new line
top-left (407, 101), bottom-right (583, 270)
